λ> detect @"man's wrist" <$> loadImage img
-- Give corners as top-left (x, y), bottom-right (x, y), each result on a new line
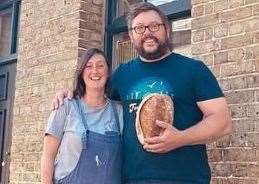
top-left (179, 129), bottom-right (192, 146)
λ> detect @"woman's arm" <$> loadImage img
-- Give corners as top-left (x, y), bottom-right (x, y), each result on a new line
top-left (41, 135), bottom-right (60, 184)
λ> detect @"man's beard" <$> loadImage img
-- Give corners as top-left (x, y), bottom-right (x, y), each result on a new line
top-left (134, 35), bottom-right (171, 60)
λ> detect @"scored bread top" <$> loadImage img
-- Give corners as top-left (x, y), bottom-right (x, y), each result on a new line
top-left (135, 93), bottom-right (174, 145)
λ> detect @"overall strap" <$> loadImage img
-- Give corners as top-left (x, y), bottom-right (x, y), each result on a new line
top-left (111, 101), bottom-right (121, 134)
top-left (75, 98), bottom-right (88, 131)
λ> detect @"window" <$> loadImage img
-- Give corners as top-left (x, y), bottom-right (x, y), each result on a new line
top-left (0, 1), bottom-right (20, 183)
top-left (0, 8), bottom-right (12, 58)
top-left (0, 0), bottom-right (20, 64)
top-left (147, 0), bottom-right (177, 6)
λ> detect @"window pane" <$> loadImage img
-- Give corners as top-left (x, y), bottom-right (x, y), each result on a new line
top-left (112, 32), bottom-right (137, 70)
top-left (0, 73), bottom-right (8, 100)
top-left (116, 0), bottom-right (143, 18)
top-left (147, 0), bottom-right (177, 6)
top-left (0, 8), bottom-right (12, 58)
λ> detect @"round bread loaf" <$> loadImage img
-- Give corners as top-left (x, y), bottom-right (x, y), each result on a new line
top-left (136, 93), bottom-right (174, 145)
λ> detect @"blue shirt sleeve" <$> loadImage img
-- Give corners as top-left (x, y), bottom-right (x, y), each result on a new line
top-left (194, 61), bottom-right (224, 102)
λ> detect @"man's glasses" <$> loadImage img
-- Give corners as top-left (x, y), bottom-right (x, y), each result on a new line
top-left (130, 23), bottom-right (165, 34)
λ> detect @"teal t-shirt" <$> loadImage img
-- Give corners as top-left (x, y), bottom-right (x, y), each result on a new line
top-left (110, 53), bottom-right (223, 183)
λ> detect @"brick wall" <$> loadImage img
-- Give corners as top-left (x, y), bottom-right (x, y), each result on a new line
top-left (9, 0), bottom-right (259, 183)
top-left (78, 0), bottom-right (104, 56)
top-left (9, 0), bottom-right (104, 183)
top-left (192, 0), bottom-right (259, 183)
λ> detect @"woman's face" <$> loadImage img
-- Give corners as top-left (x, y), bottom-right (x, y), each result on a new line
top-left (82, 54), bottom-right (109, 90)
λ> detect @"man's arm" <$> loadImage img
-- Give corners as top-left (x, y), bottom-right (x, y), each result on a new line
top-left (143, 97), bottom-right (232, 153)
top-left (41, 135), bottom-right (60, 184)
top-left (182, 97), bottom-right (232, 145)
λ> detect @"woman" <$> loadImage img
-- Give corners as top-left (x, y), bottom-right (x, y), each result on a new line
top-left (41, 48), bottom-right (123, 184)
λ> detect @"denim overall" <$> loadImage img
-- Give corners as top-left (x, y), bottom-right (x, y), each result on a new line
top-left (57, 100), bottom-right (122, 184)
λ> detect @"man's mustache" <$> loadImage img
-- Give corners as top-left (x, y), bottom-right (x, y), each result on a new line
top-left (141, 35), bottom-right (159, 45)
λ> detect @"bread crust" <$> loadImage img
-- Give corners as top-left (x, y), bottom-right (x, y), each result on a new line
top-left (136, 93), bottom-right (174, 145)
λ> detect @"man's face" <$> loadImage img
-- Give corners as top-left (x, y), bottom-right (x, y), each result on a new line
top-left (129, 10), bottom-right (171, 60)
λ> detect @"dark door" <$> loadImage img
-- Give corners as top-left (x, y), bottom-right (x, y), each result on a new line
top-left (0, 61), bottom-right (16, 183)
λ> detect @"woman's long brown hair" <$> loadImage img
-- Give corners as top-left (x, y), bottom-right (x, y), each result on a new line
top-left (73, 48), bottom-right (110, 99)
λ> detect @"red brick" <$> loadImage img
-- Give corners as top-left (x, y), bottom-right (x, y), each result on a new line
top-left (207, 149), bottom-right (223, 162)
top-left (253, 3), bottom-right (259, 15)
top-left (233, 119), bottom-right (256, 133)
top-left (229, 21), bottom-right (245, 35)
top-left (214, 0), bottom-right (229, 13)
top-left (192, 42), bottom-right (214, 55)
top-left (214, 23), bottom-right (228, 38)
top-left (221, 34), bottom-right (254, 50)
top-left (210, 177), bottom-right (257, 184)
top-left (210, 162), bottom-right (233, 177)
top-left (225, 90), bottom-right (255, 104)
top-left (205, 3), bottom-right (214, 14)
top-left (192, 14), bottom-right (219, 29)
top-left (219, 6), bottom-right (253, 22)
top-left (228, 48), bottom-right (245, 62)
top-left (214, 51), bottom-right (228, 64)
top-left (192, 4), bottom-right (205, 17)
top-left (204, 27), bottom-right (213, 40)
top-left (245, 0), bottom-right (259, 5)
top-left (192, 0), bottom-right (207, 5)
top-left (229, 132), bottom-right (258, 147)
top-left (223, 147), bottom-right (257, 161)
top-left (220, 61), bottom-right (255, 77)
top-left (192, 29), bottom-right (205, 42)
top-left (229, 0), bottom-right (245, 8)
top-left (230, 104), bottom-right (248, 118)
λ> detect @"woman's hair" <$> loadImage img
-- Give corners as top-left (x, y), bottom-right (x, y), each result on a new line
top-left (73, 48), bottom-right (110, 98)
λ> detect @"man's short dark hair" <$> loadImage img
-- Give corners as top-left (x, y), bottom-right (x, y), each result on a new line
top-left (127, 2), bottom-right (170, 29)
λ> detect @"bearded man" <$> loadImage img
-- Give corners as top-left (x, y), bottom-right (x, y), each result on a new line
top-left (109, 2), bottom-right (232, 184)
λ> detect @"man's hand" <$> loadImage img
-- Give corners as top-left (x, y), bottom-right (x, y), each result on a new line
top-left (143, 120), bottom-right (186, 153)
top-left (144, 97), bottom-right (232, 153)
top-left (51, 89), bottom-right (73, 110)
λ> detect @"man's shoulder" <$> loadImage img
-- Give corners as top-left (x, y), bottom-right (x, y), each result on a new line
top-left (172, 52), bottom-right (207, 71)
top-left (116, 57), bottom-right (139, 69)
top-left (59, 98), bottom-right (80, 114)
top-left (172, 52), bottom-right (202, 65)
top-left (112, 57), bottom-right (139, 78)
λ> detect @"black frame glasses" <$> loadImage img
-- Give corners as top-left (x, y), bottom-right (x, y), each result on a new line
top-left (130, 23), bottom-right (165, 34)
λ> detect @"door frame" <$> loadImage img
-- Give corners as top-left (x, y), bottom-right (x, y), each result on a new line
top-left (0, 60), bottom-right (17, 184)
top-left (0, 0), bottom-right (20, 183)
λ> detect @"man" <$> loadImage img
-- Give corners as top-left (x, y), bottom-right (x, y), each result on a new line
top-left (53, 2), bottom-right (232, 184)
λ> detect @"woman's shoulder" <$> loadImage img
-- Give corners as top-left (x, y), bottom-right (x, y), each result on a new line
top-left (109, 99), bottom-right (122, 108)
top-left (62, 98), bottom-right (80, 114)
top-left (109, 100), bottom-right (123, 118)
top-left (109, 99), bottom-right (124, 132)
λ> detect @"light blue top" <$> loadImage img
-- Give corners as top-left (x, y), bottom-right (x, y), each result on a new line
top-left (45, 98), bottom-right (123, 180)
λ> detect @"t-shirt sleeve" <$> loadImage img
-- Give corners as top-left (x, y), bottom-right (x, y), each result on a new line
top-left (45, 100), bottom-right (69, 140)
top-left (194, 61), bottom-right (224, 102)
top-left (108, 66), bottom-right (122, 101)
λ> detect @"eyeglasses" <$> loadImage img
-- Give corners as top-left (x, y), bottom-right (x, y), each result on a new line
top-left (130, 23), bottom-right (165, 34)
